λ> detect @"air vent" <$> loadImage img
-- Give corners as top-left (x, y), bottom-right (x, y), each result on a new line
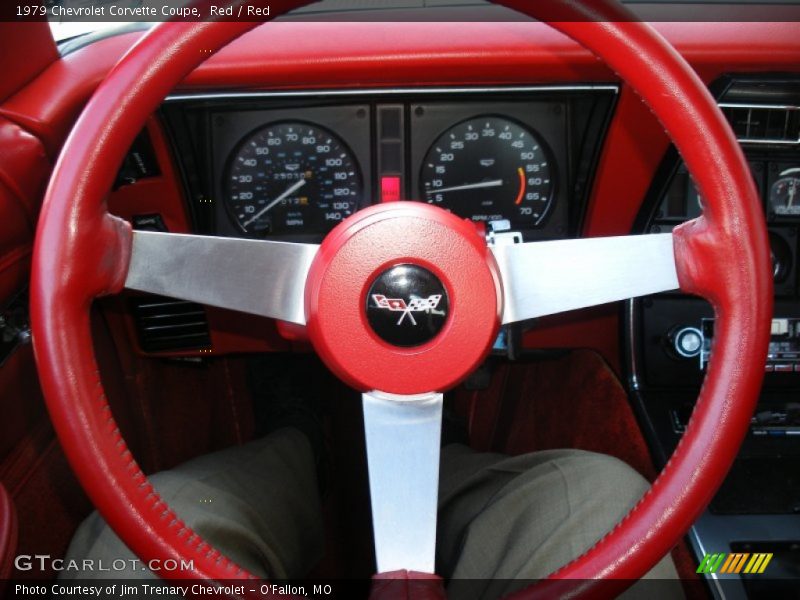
top-left (720, 103), bottom-right (800, 145)
top-left (130, 295), bottom-right (211, 353)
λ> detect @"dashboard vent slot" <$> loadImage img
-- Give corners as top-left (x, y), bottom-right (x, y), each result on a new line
top-left (720, 103), bottom-right (800, 145)
top-left (130, 295), bottom-right (211, 353)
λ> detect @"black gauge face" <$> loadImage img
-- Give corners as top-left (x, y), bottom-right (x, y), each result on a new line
top-left (225, 122), bottom-right (362, 236)
top-left (769, 169), bottom-right (800, 217)
top-left (420, 116), bottom-right (555, 229)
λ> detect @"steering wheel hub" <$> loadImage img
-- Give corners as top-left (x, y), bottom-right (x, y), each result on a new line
top-left (305, 203), bottom-right (501, 394)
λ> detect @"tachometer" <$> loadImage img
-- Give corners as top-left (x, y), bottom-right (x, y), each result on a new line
top-left (225, 122), bottom-right (362, 236)
top-left (420, 116), bottom-right (555, 229)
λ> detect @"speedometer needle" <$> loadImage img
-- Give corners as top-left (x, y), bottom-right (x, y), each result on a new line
top-left (425, 179), bottom-right (504, 195)
top-left (243, 179), bottom-right (307, 228)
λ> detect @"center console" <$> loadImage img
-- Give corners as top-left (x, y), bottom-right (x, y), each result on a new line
top-left (628, 76), bottom-right (800, 598)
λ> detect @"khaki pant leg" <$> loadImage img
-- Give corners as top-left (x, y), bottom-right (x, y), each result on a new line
top-left (60, 428), bottom-right (323, 581)
top-left (438, 445), bottom-right (683, 600)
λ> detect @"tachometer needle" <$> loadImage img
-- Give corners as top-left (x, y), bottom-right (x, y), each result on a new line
top-left (243, 179), bottom-right (307, 228)
top-left (425, 179), bottom-right (503, 195)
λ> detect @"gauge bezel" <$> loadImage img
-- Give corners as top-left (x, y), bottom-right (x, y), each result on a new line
top-left (418, 113), bottom-right (558, 230)
top-left (209, 103), bottom-right (372, 243)
top-left (409, 101), bottom-right (569, 241)
top-left (222, 119), bottom-right (365, 237)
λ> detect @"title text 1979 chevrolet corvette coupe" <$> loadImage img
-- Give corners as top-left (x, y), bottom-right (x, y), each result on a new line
top-left (0, 0), bottom-right (799, 598)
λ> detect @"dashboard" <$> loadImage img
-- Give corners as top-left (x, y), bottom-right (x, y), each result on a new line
top-left (63, 18), bottom-right (797, 365)
top-left (156, 87), bottom-right (617, 243)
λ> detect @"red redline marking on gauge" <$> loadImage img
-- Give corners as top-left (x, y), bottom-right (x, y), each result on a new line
top-left (514, 167), bottom-right (526, 205)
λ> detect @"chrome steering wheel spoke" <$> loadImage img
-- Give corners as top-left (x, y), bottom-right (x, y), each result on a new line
top-left (491, 233), bottom-right (679, 324)
top-left (362, 391), bottom-right (443, 574)
top-left (124, 230), bottom-right (319, 325)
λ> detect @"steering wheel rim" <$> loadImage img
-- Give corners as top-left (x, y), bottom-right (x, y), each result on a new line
top-left (30, 0), bottom-right (771, 597)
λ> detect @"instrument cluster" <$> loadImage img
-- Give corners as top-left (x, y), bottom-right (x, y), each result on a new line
top-left (160, 88), bottom-right (617, 243)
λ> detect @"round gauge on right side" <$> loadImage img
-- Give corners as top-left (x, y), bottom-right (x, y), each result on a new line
top-left (769, 167), bottom-right (800, 217)
top-left (419, 116), bottom-right (555, 229)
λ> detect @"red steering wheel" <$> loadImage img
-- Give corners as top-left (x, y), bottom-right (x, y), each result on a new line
top-left (30, 0), bottom-right (771, 598)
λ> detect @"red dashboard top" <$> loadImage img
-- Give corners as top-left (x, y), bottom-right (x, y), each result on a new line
top-left (0, 22), bottom-right (800, 227)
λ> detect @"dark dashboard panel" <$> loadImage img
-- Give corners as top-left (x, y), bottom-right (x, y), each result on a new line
top-left (629, 76), bottom-right (800, 444)
top-left (159, 87), bottom-right (617, 244)
top-left (629, 76), bottom-right (800, 600)
top-left (633, 78), bottom-right (800, 395)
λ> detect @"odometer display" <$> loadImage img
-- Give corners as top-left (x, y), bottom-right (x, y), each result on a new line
top-left (420, 116), bottom-right (555, 229)
top-left (225, 122), bottom-right (362, 236)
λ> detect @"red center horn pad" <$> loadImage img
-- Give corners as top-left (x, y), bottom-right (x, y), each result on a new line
top-left (305, 203), bottom-right (502, 395)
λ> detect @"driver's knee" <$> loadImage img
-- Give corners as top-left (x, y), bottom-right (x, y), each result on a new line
top-left (60, 428), bottom-right (323, 581)
top-left (439, 448), bottom-right (682, 599)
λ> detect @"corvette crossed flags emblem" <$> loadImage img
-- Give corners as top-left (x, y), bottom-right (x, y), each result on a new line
top-left (371, 294), bottom-right (443, 326)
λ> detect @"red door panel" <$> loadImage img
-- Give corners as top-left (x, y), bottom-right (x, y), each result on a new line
top-left (0, 23), bottom-right (57, 105)
top-left (0, 116), bottom-right (50, 222)
top-left (0, 23), bottom-right (57, 581)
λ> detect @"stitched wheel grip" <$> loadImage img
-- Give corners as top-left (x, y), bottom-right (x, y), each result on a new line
top-left (497, 1), bottom-right (772, 598)
top-left (29, 0), bottom-right (771, 597)
top-left (30, 4), bottom-right (306, 593)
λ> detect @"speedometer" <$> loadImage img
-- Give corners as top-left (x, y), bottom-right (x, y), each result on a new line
top-left (225, 122), bottom-right (362, 236)
top-left (420, 116), bottom-right (555, 229)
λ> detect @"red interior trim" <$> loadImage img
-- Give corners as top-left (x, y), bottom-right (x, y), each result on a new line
top-left (26, 2), bottom-right (777, 597)
top-left (1, 21), bottom-right (798, 158)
